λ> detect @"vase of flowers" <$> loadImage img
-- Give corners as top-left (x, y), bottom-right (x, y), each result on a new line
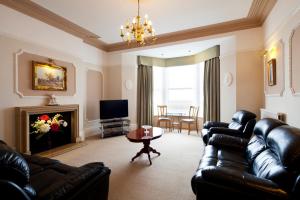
top-left (31, 114), bottom-right (68, 150)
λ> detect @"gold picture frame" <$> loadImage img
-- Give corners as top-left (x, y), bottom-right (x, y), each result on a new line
top-left (32, 61), bottom-right (67, 91)
top-left (267, 58), bottom-right (276, 86)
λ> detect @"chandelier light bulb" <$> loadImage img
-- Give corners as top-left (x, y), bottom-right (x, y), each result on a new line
top-left (119, 0), bottom-right (157, 45)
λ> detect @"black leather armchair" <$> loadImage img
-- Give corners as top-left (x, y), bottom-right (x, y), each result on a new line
top-left (0, 140), bottom-right (111, 200)
top-left (192, 118), bottom-right (300, 200)
top-left (202, 110), bottom-right (256, 145)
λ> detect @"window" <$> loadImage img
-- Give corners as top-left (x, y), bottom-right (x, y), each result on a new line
top-left (153, 63), bottom-right (204, 116)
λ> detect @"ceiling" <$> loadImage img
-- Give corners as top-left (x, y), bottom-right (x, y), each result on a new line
top-left (32, 0), bottom-right (253, 43)
top-left (1, 0), bottom-right (277, 51)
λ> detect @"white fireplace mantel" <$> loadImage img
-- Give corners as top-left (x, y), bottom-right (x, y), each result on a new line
top-left (15, 104), bottom-right (80, 154)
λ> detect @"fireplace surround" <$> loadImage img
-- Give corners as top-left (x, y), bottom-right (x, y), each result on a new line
top-left (16, 104), bottom-right (79, 154)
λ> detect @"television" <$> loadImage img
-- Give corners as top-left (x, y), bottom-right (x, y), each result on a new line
top-left (100, 100), bottom-right (128, 119)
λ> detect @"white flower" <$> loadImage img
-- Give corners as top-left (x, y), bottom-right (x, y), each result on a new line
top-left (63, 121), bottom-right (68, 127)
top-left (39, 124), bottom-right (50, 133)
top-left (47, 120), bottom-right (51, 124)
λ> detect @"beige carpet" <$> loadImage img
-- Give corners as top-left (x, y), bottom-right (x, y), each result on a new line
top-left (54, 131), bottom-right (204, 200)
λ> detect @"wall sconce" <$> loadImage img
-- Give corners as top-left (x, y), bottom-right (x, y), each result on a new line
top-left (269, 47), bottom-right (277, 59)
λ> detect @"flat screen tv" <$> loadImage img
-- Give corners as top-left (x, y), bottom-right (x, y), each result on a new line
top-left (100, 100), bottom-right (128, 119)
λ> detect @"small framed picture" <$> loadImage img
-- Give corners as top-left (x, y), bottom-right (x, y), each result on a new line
top-left (267, 59), bottom-right (276, 86)
top-left (32, 61), bottom-right (67, 91)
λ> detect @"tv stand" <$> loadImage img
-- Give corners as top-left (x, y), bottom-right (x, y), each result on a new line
top-left (99, 118), bottom-right (130, 138)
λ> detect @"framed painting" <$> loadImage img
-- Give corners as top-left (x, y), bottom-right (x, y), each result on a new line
top-left (267, 59), bottom-right (276, 86)
top-left (32, 61), bottom-right (67, 91)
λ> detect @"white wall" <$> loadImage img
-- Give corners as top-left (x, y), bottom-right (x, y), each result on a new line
top-left (220, 37), bottom-right (237, 121)
top-left (121, 54), bottom-right (138, 129)
top-left (263, 1), bottom-right (300, 127)
top-left (0, 5), bottom-right (106, 146)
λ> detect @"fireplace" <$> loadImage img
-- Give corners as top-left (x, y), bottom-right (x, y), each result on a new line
top-left (29, 112), bottom-right (72, 154)
top-left (16, 104), bottom-right (80, 154)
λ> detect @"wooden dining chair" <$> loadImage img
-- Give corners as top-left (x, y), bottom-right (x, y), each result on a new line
top-left (157, 105), bottom-right (172, 131)
top-left (179, 106), bottom-right (199, 134)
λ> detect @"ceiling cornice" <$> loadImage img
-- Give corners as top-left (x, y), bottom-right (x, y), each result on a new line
top-left (0, 0), bottom-right (277, 52)
top-left (248, 0), bottom-right (277, 23)
top-left (106, 18), bottom-right (261, 52)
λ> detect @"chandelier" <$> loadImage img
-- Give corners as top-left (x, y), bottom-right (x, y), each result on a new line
top-left (120, 0), bottom-right (156, 45)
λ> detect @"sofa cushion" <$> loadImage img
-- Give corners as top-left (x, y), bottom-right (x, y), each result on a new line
top-left (231, 110), bottom-right (257, 124)
top-left (22, 154), bottom-right (60, 175)
top-left (246, 135), bottom-right (267, 164)
top-left (253, 118), bottom-right (286, 139)
top-left (228, 121), bottom-right (243, 130)
top-left (29, 159), bottom-right (107, 200)
top-left (252, 149), bottom-right (295, 190)
top-left (267, 125), bottom-right (300, 171)
top-left (199, 145), bottom-right (248, 172)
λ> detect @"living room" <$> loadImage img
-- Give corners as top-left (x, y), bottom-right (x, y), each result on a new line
top-left (1, 0), bottom-right (300, 200)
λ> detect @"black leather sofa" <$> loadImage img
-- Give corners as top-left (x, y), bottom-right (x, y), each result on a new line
top-left (192, 118), bottom-right (300, 200)
top-left (0, 140), bottom-right (111, 200)
top-left (202, 110), bottom-right (257, 145)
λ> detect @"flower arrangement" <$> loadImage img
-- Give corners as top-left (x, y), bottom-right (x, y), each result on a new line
top-left (31, 114), bottom-right (68, 139)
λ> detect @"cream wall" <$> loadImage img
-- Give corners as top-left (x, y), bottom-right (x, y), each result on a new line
top-left (263, 1), bottom-right (300, 127)
top-left (236, 51), bottom-right (264, 117)
top-left (0, 6), bottom-right (106, 146)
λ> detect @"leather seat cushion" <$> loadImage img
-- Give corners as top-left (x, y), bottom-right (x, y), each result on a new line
top-left (251, 149), bottom-right (294, 190)
top-left (267, 125), bottom-right (300, 171)
top-left (22, 154), bottom-right (61, 175)
top-left (246, 135), bottom-right (267, 164)
top-left (232, 110), bottom-right (257, 124)
top-left (228, 121), bottom-right (243, 130)
top-left (199, 145), bottom-right (248, 172)
top-left (253, 118), bottom-right (286, 139)
top-left (29, 160), bottom-right (105, 200)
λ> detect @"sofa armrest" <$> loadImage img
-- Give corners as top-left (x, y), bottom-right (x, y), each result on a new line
top-left (208, 134), bottom-right (249, 150)
top-left (208, 127), bottom-right (243, 137)
top-left (0, 180), bottom-right (31, 200)
top-left (194, 166), bottom-right (287, 199)
top-left (203, 121), bottom-right (229, 129)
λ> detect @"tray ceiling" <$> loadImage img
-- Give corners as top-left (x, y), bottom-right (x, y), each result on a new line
top-left (32, 0), bottom-right (253, 43)
top-left (1, 0), bottom-right (277, 51)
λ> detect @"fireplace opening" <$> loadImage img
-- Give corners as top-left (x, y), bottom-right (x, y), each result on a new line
top-left (29, 112), bottom-right (72, 154)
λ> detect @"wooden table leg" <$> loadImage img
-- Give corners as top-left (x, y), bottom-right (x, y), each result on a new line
top-left (130, 139), bottom-right (161, 165)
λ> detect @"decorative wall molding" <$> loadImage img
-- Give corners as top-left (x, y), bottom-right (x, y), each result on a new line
top-left (1, 0), bottom-right (277, 52)
top-left (289, 24), bottom-right (300, 96)
top-left (14, 49), bottom-right (77, 98)
top-left (84, 69), bottom-right (104, 122)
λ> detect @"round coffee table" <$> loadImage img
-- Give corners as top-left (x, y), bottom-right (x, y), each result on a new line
top-left (126, 127), bottom-right (163, 165)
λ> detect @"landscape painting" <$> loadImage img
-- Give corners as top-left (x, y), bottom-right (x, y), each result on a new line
top-left (32, 61), bottom-right (67, 91)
